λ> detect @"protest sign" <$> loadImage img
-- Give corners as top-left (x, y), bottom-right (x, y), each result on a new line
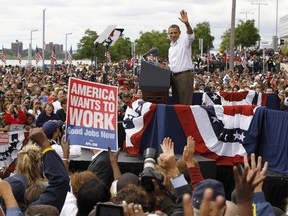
top-left (66, 78), bottom-right (118, 150)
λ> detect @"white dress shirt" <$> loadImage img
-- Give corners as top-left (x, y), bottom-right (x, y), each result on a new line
top-left (168, 33), bottom-right (195, 73)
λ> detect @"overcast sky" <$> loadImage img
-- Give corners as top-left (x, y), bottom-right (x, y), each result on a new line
top-left (1, 0), bottom-right (287, 52)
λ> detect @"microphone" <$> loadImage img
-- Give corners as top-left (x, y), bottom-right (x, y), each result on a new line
top-left (143, 47), bottom-right (159, 60)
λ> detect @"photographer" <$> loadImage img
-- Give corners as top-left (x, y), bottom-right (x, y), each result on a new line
top-left (4, 103), bottom-right (26, 125)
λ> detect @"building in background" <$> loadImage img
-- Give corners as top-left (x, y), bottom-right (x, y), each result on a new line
top-left (11, 40), bottom-right (23, 55)
top-left (45, 42), bottom-right (63, 53)
top-left (279, 15), bottom-right (288, 44)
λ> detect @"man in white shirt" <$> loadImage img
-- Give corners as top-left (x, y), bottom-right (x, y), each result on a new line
top-left (168, 10), bottom-right (195, 105)
top-left (53, 89), bottom-right (66, 114)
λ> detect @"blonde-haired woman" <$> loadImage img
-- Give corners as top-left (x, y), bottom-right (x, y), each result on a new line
top-left (15, 144), bottom-right (44, 186)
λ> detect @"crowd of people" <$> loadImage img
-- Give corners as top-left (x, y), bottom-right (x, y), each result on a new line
top-left (1, 19), bottom-right (288, 213)
top-left (0, 54), bottom-right (287, 215)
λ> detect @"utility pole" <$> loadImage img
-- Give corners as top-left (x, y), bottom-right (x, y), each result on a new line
top-left (42, 9), bottom-right (46, 72)
top-left (239, 11), bottom-right (254, 22)
top-left (229, 0), bottom-right (236, 72)
top-left (251, 2), bottom-right (268, 46)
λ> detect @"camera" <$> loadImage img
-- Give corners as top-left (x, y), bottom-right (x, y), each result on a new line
top-left (95, 202), bottom-right (124, 216)
top-left (139, 148), bottom-right (163, 192)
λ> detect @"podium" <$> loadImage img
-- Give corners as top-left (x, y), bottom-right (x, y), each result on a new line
top-left (139, 61), bottom-right (172, 104)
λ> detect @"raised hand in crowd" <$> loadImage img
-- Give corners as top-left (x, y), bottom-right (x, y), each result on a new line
top-left (158, 137), bottom-right (179, 178)
top-left (160, 137), bottom-right (174, 155)
top-left (60, 134), bottom-right (70, 172)
top-left (108, 147), bottom-right (122, 181)
top-left (29, 127), bottom-right (50, 151)
top-left (244, 153), bottom-right (268, 193)
top-left (183, 136), bottom-right (198, 168)
top-left (233, 156), bottom-right (266, 216)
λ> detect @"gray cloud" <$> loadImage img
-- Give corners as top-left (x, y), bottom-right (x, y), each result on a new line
top-left (0, 0), bottom-right (287, 51)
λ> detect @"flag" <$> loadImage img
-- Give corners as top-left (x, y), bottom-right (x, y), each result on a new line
top-left (67, 46), bottom-right (73, 64)
top-left (0, 130), bottom-right (27, 168)
top-left (105, 49), bottom-right (111, 64)
top-left (123, 100), bottom-right (256, 165)
top-left (202, 90), bottom-right (267, 106)
top-left (241, 55), bottom-right (247, 69)
top-left (51, 46), bottom-right (57, 67)
top-left (1, 46), bottom-right (6, 64)
top-left (129, 55), bottom-right (136, 68)
top-left (17, 51), bottom-right (22, 65)
top-left (35, 46), bottom-right (42, 65)
top-left (123, 100), bottom-right (157, 155)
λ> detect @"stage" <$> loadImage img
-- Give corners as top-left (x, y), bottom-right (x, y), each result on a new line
top-left (70, 148), bottom-right (216, 180)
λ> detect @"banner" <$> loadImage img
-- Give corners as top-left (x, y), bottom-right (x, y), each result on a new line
top-left (66, 78), bottom-right (118, 150)
top-left (0, 129), bottom-right (26, 168)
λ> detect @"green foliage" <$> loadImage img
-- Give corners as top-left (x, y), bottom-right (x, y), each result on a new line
top-left (77, 29), bottom-right (102, 62)
top-left (220, 20), bottom-right (260, 52)
top-left (76, 23), bottom-right (214, 61)
top-left (109, 36), bottom-right (132, 61)
top-left (135, 30), bottom-right (170, 60)
top-left (192, 22), bottom-right (214, 54)
top-left (77, 29), bottom-right (133, 62)
top-left (219, 29), bottom-right (231, 53)
top-left (235, 20), bottom-right (260, 47)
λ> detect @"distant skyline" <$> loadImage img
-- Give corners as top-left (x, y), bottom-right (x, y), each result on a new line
top-left (1, 0), bottom-right (287, 51)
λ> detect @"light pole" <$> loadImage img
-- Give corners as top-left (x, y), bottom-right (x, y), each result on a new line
top-left (42, 8), bottom-right (46, 72)
top-left (239, 11), bottom-right (254, 22)
top-left (276, 0), bottom-right (279, 39)
top-left (65, 32), bottom-right (72, 63)
top-left (251, 2), bottom-right (268, 44)
top-left (28, 29), bottom-right (38, 69)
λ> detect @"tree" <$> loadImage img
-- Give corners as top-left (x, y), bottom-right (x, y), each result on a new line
top-left (235, 20), bottom-right (260, 47)
top-left (135, 30), bottom-right (170, 60)
top-left (77, 29), bottom-right (104, 62)
top-left (220, 20), bottom-right (260, 52)
top-left (219, 29), bottom-right (231, 53)
top-left (109, 36), bottom-right (132, 61)
top-left (192, 22), bottom-right (214, 54)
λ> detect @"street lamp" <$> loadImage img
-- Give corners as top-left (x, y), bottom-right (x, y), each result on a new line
top-left (65, 32), bottom-right (72, 63)
top-left (42, 9), bottom-right (46, 72)
top-left (239, 11), bottom-right (254, 22)
top-left (28, 29), bottom-right (38, 69)
top-left (251, 2), bottom-right (268, 40)
top-left (276, 0), bottom-right (279, 38)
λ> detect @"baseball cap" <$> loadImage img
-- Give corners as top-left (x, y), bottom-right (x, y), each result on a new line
top-left (192, 179), bottom-right (226, 209)
top-left (42, 120), bottom-right (63, 137)
top-left (4, 174), bottom-right (28, 202)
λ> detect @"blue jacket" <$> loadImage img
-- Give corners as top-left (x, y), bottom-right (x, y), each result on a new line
top-left (36, 112), bottom-right (59, 127)
top-left (30, 149), bottom-right (70, 212)
top-left (252, 192), bottom-right (275, 216)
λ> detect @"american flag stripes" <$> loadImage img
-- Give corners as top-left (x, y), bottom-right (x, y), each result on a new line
top-left (35, 46), bottom-right (42, 65)
top-left (123, 100), bottom-right (257, 165)
top-left (241, 55), bottom-right (247, 69)
top-left (1, 47), bottom-right (6, 64)
top-left (202, 90), bottom-right (267, 106)
top-left (51, 46), bottom-right (57, 67)
top-left (105, 49), bottom-right (111, 64)
top-left (17, 51), bottom-right (22, 65)
top-left (130, 55), bottom-right (136, 67)
top-left (67, 46), bottom-right (73, 64)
